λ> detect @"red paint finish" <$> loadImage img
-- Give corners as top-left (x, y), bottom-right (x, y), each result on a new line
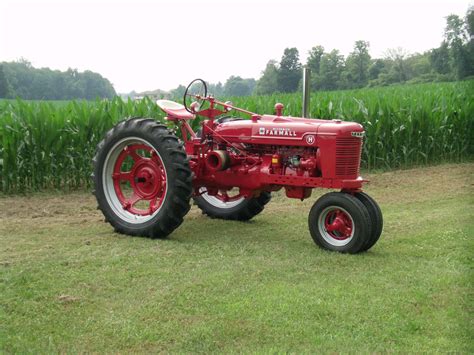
top-left (324, 209), bottom-right (353, 240)
top-left (156, 92), bottom-right (368, 201)
top-left (274, 103), bottom-right (284, 116)
top-left (206, 189), bottom-right (244, 202)
top-left (113, 144), bottom-right (166, 216)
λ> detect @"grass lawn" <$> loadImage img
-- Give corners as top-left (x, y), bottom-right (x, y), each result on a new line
top-left (1, 163), bottom-right (473, 352)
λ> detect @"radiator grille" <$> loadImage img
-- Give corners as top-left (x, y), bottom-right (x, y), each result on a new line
top-left (335, 137), bottom-right (362, 178)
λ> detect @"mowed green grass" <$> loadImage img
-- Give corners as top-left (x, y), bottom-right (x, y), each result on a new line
top-left (0, 163), bottom-right (473, 352)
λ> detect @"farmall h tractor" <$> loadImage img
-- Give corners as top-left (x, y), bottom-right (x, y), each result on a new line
top-left (92, 79), bottom-right (383, 253)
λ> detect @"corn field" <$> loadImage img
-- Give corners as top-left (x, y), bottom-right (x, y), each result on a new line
top-left (0, 81), bottom-right (473, 193)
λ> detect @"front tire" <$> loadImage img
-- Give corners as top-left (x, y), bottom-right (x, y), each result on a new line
top-left (354, 192), bottom-right (383, 251)
top-left (308, 192), bottom-right (372, 253)
top-left (92, 118), bottom-right (192, 238)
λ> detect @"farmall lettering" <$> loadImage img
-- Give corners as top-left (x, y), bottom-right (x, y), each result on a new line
top-left (258, 127), bottom-right (297, 137)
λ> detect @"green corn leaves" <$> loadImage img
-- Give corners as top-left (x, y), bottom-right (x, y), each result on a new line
top-left (0, 81), bottom-right (473, 193)
top-left (0, 97), bottom-right (166, 192)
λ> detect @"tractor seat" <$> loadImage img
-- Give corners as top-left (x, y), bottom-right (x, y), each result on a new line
top-left (156, 100), bottom-right (195, 120)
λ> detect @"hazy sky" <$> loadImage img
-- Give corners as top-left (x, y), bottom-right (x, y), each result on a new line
top-left (0, 0), bottom-right (472, 93)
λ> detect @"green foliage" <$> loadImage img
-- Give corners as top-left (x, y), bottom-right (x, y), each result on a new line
top-left (306, 46), bottom-right (325, 91)
top-left (0, 65), bottom-right (9, 98)
top-left (0, 97), bottom-right (165, 192)
top-left (369, 59), bottom-right (386, 80)
top-left (345, 41), bottom-right (371, 88)
top-left (208, 82), bottom-right (224, 97)
top-left (444, 14), bottom-right (472, 79)
top-left (250, 8), bottom-right (474, 95)
top-left (467, 6), bottom-right (474, 35)
top-left (277, 48), bottom-right (302, 92)
top-left (254, 60), bottom-right (279, 95)
top-left (1, 81), bottom-right (473, 193)
top-left (318, 50), bottom-right (345, 90)
top-left (306, 46), bottom-right (324, 76)
top-left (430, 42), bottom-right (451, 75)
top-left (169, 84), bottom-right (186, 100)
top-left (1, 60), bottom-right (116, 100)
top-left (223, 76), bottom-right (255, 97)
top-left (385, 47), bottom-right (409, 83)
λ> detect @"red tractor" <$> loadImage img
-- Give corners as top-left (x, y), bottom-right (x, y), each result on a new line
top-left (92, 79), bottom-right (383, 253)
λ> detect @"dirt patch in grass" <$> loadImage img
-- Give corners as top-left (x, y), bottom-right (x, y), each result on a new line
top-left (1, 163), bottom-right (472, 225)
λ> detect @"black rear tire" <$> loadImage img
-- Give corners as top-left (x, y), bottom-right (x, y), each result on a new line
top-left (92, 118), bottom-right (192, 238)
top-left (354, 192), bottom-right (383, 251)
top-left (308, 192), bottom-right (372, 253)
top-left (194, 191), bottom-right (271, 221)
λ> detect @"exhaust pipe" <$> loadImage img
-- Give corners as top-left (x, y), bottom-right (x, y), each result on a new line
top-left (302, 67), bottom-right (311, 117)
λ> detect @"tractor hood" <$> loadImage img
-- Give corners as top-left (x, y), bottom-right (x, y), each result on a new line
top-left (214, 115), bottom-right (364, 147)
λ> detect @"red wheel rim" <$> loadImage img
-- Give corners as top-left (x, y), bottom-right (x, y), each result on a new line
top-left (323, 208), bottom-right (353, 240)
top-left (112, 143), bottom-right (166, 216)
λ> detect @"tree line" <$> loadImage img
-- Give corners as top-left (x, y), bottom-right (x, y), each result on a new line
top-left (1, 9), bottom-right (471, 101)
top-left (170, 9), bottom-right (473, 97)
top-left (0, 59), bottom-right (116, 100)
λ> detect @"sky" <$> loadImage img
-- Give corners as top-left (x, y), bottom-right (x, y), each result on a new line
top-left (0, 0), bottom-right (472, 93)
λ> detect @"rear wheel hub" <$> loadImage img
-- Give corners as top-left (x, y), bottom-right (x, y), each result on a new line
top-left (131, 160), bottom-right (163, 199)
top-left (105, 139), bottom-right (168, 221)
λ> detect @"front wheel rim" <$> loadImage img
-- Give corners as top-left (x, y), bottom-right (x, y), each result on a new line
top-left (102, 137), bottom-right (168, 224)
top-left (318, 206), bottom-right (354, 246)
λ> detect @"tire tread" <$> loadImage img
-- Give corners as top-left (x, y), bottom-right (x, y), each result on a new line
top-left (92, 117), bottom-right (192, 238)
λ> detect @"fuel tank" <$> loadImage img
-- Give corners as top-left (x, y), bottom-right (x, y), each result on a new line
top-left (214, 115), bottom-right (364, 146)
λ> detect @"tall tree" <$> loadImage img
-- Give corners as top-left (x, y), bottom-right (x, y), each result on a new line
top-left (277, 47), bottom-right (302, 92)
top-left (430, 42), bottom-right (451, 74)
top-left (306, 45), bottom-right (324, 90)
top-left (345, 40), bottom-right (371, 88)
top-left (224, 76), bottom-right (255, 96)
top-left (466, 7), bottom-right (474, 77)
top-left (255, 60), bottom-right (279, 95)
top-left (319, 50), bottom-right (345, 90)
top-left (385, 47), bottom-right (409, 82)
top-left (467, 6), bottom-right (474, 33)
top-left (444, 14), bottom-right (470, 78)
top-left (369, 59), bottom-right (386, 80)
top-left (0, 65), bottom-right (9, 98)
top-left (214, 82), bottom-right (224, 96)
top-left (403, 52), bottom-right (432, 80)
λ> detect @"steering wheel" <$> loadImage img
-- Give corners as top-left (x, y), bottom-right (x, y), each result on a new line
top-left (183, 79), bottom-right (208, 113)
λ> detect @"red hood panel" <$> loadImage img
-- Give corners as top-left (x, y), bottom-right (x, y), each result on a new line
top-left (214, 115), bottom-right (364, 146)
